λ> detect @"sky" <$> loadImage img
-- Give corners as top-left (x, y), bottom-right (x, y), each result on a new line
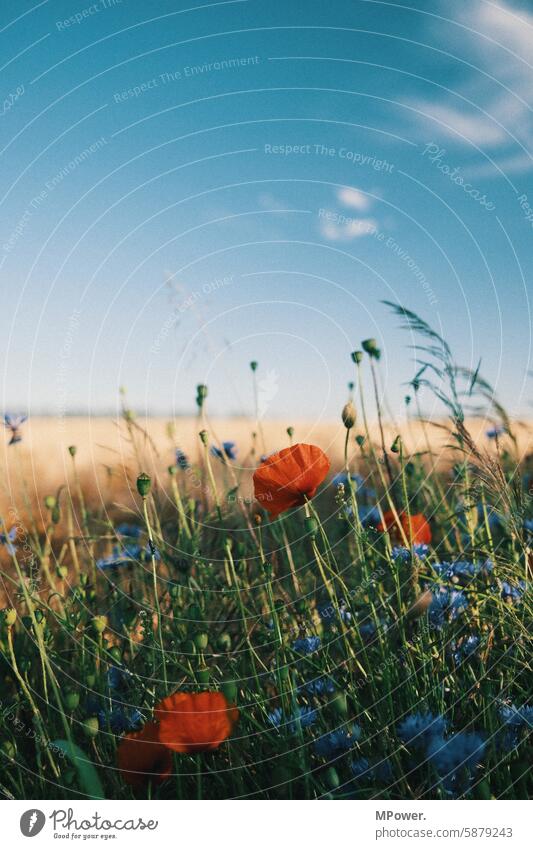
top-left (1, 0), bottom-right (532, 423)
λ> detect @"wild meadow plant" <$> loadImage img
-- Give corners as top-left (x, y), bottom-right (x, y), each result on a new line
top-left (0, 305), bottom-right (530, 800)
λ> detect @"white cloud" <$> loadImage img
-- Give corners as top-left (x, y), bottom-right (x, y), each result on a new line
top-left (408, 1), bottom-right (533, 156)
top-left (320, 215), bottom-right (378, 242)
top-left (337, 186), bottom-right (371, 210)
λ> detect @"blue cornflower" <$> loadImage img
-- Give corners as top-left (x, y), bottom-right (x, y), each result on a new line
top-left (107, 665), bottom-right (132, 691)
top-left (267, 705), bottom-right (317, 734)
top-left (498, 703), bottom-right (533, 749)
top-left (4, 413), bottom-right (27, 445)
top-left (427, 733), bottom-right (485, 796)
top-left (99, 705), bottom-right (143, 734)
top-left (317, 599), bottom-right (351, 626)
top-left (0, 524), bottom-right (18, 555)
top-left (397, 712), bottom-right (447, 750)
top-left (428, 587), bottom-right (468, 628)
top-left (292, 636), bottom-right (321, 655)
top-left (314, 725), bottom-right (361, 758)
top-left (501, 580), bottom-right (526, 603)
top-left (211, 441), bottom-right (237, 461)
top-left (115, 523), bottom-right (142, 539)
top-left (486, 425), bottom-right (504, 439)
top-left (499, 703), bottom-right (533, 728)
top-left (332, 472), bottom-right (363, 489)
top-left (301, 676), bottom-right (336, 696)
top-left (358, 621), bottom-right (377, 642)
top-left (358, 505), bottom-right (381, 527)
top-left (392, 544), bottom-right (429, 562)
top-left (175, 449), bottom-right (190, 470)
top-left (452, 635), bottom-right (480, 664)
top-left (96, 543), bottom-right (159, 571)
top-left (350, 757), bottom-right (371, 779)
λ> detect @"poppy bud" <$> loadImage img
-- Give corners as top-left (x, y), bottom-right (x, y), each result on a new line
top-left (196, 666), bottom-right (210, 684)
top-left (1, 740), bottom-right (17, 759)
top-left (222, 680), bottom-right (238, 703)
top-left (405, 395), bottom-right (411, 406)
top-left (92, 615), bottom-right (108, 634)
top-left (196, 384), bottom-right (208, 407)
top-left (250, 361), bottom-right (258, 372)
top-left (44, 495), bottom-right (56, 510)
top-left (362, 338), bottom-right (380, 359)
top-left (168, 464), bottom-right (177, 476)
top-left (51, 505), bottom-right (61, 525)
top-left (136, 472), bottom-right (151, 498)
top-left (64, 691), bottom-right (80, 711)
top-left (217, 633), bottom-right (232, 652)
top-left (390, 435), bottom-right (401, 454)
top-left (287, 426), bottom-right (294, 438)
top-left (68, 445), bottom-right (77, 457)
top-left (109, 646), bottom-right (122, 663)
top-left (3, 608), bottom-right (17, 626)
top-left (85, 672), bottom-right (96, 688)
top-left (304, 516), bottom-right (318, 537)
top-left (351, 350), bottom-right (363, 364)
top-left (199, 429), bottom-right (209, 446)
top-left (193, 632), bottom-right (209, 651)
top-left (342, 402), bottom-right (357, 429)
top-left (83, 717), bottom-right (100, 739)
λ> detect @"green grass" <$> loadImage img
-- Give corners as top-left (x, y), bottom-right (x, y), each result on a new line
top-left (0, 308), bottom-right (531, 800)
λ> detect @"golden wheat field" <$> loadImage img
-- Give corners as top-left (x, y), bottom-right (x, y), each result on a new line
top-left (2, 416), bottom-right (532, 521)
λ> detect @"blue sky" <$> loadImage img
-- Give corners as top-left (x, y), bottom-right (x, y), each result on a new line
top-left (1, 0), bottom-right (532, 421)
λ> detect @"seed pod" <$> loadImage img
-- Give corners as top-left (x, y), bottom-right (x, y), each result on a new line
top-left (250, 361), bottom-right (258, 372)
top-left (362, 338), bottom-right (380, 359)
top-left (217, 633), bottom-right (232, 652)
top-left (136, 473), bottom-right (151, 498)
top-left (44, 495), bottom-right (56, 510)
top-left (342, 402), bottom-right (357, 429)
top-left (83, 717), bottom-right (100, 739)
top-left (68, 445), bottom-right (77, 457)
top-left (64, 691), bottom-right (80, 711)
top-left (193, 632), bottom-right (209, 651)
top-left (390, 435), bottom-right (401, 454)
top-left (3, 608), bottom-right (17, 626)
top-left (351, 350), bottom-right (363, 364)
top-left (92, 615), bottom-right (108, 634)
top-left (331, 691), bottom-right (349, 718)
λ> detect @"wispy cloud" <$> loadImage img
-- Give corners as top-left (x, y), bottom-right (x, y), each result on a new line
top-left (407, 1), bottom-right (533, 172)
top-left (319, 187), bottom-right (378, 241)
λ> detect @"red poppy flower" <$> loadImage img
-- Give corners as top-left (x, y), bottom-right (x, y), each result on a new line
top-left (253, 443), bottom-right (331, 518)
top-left (154, 691), bottom-right (238, 754)
top-left (377, 510), bottom-right (432, 545)
top-left (117, 720), bottom-right (172, 789)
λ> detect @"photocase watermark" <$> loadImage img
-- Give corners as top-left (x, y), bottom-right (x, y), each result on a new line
top-left (421, 143), bottom-right (495, 211)
top-left (56, 0), bottom-right (123, 30)
top-left (1, 701), bottom-right (66, 760)
top-left (151, 274), bottom-right (234, 355)
top-left (20, 810), bottom-right (46, 837)
top-left (317, 209), bottom-right (438, 305)
top-left (1, 84), bottom-right (24, 117)
top-left (517, 193), bottom-right (533, 230)
top-left (113, 56), bottom-right (261, 103)
top-left (2, 138), bottom-right (108, 256)
top-left (263, 143), bottom-right (394, 172)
